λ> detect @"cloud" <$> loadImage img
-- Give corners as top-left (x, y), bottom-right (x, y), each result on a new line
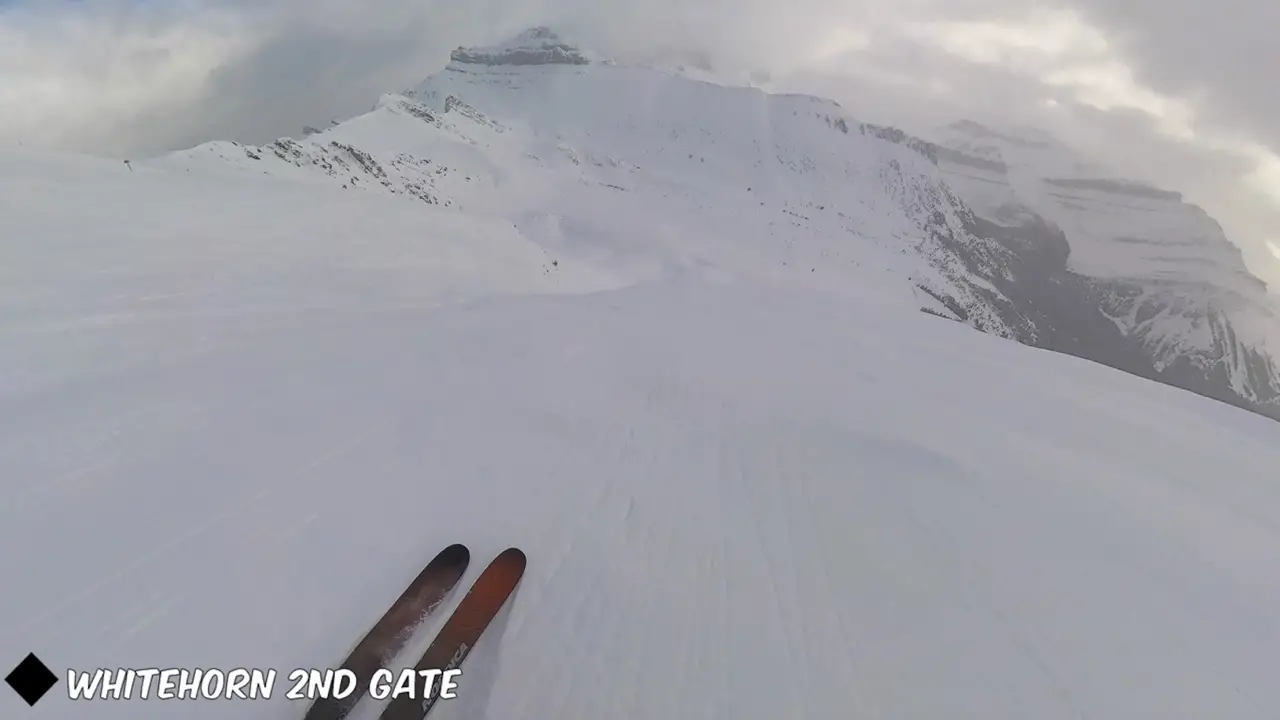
top-left (0, 0), bottom-right (1278, 287)
top-left (769, 3), bottom-right (1280, 287)
top-left (0, 2), bottom-right (251, 153)
top-left (1065, 1), bottom-right (1280, 152)
top-left (0, 0), bottom-right (940, 154)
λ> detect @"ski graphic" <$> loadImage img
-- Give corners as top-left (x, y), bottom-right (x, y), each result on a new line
top-left (377, 547), bottom-right (527, 720)
top-left (303, 543), bottom-right (470, 720)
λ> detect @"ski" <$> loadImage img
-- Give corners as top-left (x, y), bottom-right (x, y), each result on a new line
top-left (302, 543), bottom-right (470, 720)
top-left (378, 547), bottom-right (527, 720)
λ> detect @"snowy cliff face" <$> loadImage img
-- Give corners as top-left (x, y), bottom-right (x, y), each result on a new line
top-left (159, 29), bottom-right (1280, 421)
top-left (933, 120), bottom-right (1280, 419)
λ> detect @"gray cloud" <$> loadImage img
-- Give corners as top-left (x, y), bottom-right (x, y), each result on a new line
top-left (1067, 1), bottom-right (1280, 151)
top-left (1, 0), bottom-right (1277, 284)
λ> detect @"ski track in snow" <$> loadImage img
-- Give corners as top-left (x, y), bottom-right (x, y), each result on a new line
top-left (4, 270), bottom-right (1280, 718)
top-left (5, 106), bottom-right (1280, 717)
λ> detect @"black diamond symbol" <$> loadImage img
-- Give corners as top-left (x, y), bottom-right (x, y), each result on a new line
top-left (5, 653), bottom-right (58, 706)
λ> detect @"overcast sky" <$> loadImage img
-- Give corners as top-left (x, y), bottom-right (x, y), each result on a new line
top-left (2, 0), bottom-right (1278, 287)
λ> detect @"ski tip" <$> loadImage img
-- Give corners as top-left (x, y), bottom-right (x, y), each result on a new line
top-left (439, 543), bottom-right (470, 561)
top-left (496, 547), bottom-right (527, 567)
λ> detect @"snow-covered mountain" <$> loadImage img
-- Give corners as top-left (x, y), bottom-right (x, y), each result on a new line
top-left (155, 27), bottom-right (1280, 422)
top-left (933, 119), bottom-right (1280, 418)
top-left (160, 29), bottom-right (1018, 339)
top-left (7, 27), bottom-right (1280, 720)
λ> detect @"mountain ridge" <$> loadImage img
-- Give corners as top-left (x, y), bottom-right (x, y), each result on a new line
top-left (157, 27), bottom-right (1280, 422)
top-left (928, 118), bottom-right (1279, 414)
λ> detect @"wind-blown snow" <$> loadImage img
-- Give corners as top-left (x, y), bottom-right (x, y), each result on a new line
top-left (4, 108), bottom-right (1280, 720)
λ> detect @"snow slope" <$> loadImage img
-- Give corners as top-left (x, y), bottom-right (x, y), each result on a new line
top-left (5, 107), bottom-right (1280, 719)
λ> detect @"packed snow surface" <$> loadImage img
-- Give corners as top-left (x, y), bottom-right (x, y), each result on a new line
top-left (4, 128), bottom-right (1280, 720)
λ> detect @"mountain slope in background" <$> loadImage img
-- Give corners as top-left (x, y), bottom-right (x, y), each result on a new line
top-left (933, 119), bottom-right (1280, 418)
top-left (156, 27), bottom-right (1280, 423)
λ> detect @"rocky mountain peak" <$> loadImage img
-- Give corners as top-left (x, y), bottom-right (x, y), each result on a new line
top-left (449, 26), bottom-right (591, 67)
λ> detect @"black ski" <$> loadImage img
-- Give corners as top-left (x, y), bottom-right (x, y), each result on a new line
top-left (378, 547), bottom-right (527, 720)
top-left (303, 543), bottom-right (470, 720)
